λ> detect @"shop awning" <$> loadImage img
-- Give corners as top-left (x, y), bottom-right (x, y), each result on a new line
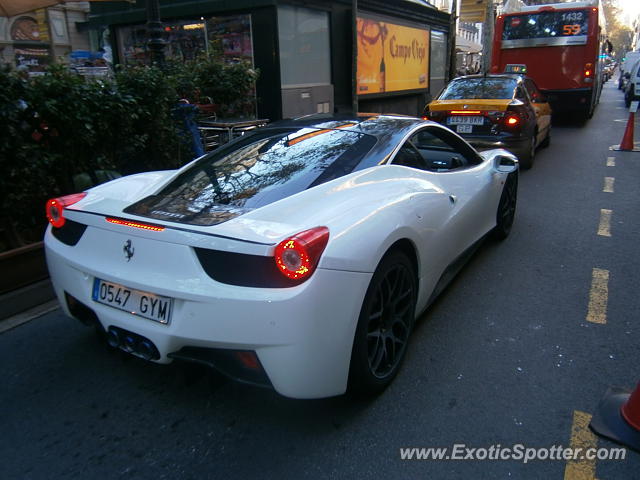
top-left (0, 0), bottom-right (133, 18)
top-left (459, 0), bottom-right (489, 23)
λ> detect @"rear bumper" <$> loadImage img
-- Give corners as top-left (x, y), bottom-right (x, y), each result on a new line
top-left (45, 227), bottom-right (372, 399)
top-left (542, 88), bottom-right (593, 113)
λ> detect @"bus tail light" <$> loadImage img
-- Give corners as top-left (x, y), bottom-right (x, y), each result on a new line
top-left (584, 63), bottom-right (593, 82)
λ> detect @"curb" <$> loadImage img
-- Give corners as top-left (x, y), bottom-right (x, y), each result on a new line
top-left (0, 300), bottom-right (60, 334)
top-left (0, 279), bottom-right (56, 321)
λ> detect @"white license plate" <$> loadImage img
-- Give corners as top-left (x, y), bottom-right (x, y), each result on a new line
top-left (456, 124), bottom-right (473, 133)
top-left (447, 116), bottom-right (484, 125)
top-left (92, 278), bottom-right (173, 324)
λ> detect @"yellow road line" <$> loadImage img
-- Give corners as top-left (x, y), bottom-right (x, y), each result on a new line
top-left (606, 156), bottom-right (615, 167)
top-left (564, 410), bottom-right (598, 480)
top-left (586, 268), bottom-right (609, 324)
top-left (603, 177), bottom-right (615, 193)
top-left (597, 209), bottom-right (612, 237)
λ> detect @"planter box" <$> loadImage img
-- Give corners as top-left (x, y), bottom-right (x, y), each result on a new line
top-left (0, 241), bottom-right (49, 295)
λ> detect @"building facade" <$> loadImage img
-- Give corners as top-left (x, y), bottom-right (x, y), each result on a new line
top-left (456, 21), bottom-right (483, 74)
top-left (0, 3), bottom-right (92, 73)
top-left (85, 0), bottom-right (451, 120)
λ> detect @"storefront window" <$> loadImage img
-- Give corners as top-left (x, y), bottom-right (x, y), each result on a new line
top-left (117, 20), bottom-right (204, 64)
top-left (116, 14), bottom-right (253, 65)
top-left (206, 15), bottom-right (253, 63)
top-left (430, 30), bottom-right (447, 92)
top-left (278, 6), bottom-right (330, 86)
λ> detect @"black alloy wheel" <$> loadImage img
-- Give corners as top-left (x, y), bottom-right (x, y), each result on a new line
top-left (349, 251), bottom-right (417, 395)
top-left (492, 172), bottom-right (518, 240)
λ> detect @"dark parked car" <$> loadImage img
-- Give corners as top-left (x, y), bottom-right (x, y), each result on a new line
top-left (424, 74), bottom-right (551, 169)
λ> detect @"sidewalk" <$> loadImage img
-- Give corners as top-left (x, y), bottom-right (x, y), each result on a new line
top-left (0, 279), bottom-right (57, 328)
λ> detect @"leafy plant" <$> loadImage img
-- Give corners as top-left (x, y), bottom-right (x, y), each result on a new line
top-left (172, 53), bottom-right (259, 117)
top-left (0, 56), bottom-right (259, 252)
top-left (0, 64), bottom-right (190, 251)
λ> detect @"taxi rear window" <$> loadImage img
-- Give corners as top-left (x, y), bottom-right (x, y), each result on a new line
top-left (439, 78), bottom-right (517, 100)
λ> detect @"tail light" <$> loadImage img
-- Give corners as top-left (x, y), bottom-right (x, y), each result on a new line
top-left (274, 226), bottom-right (329, 280)
top-left (504, 115), bottom-right (521, 127)
top-left (46, 193), bottom-right (87, 228)
top-left (486, 111), bottom-right (504, 124)
top-left (500, 113), bottom-right (523, 133)
top-left (106, 217), bottom-right (165, 232)
top-left (500, 104), bottom-right (526, 133)
top-left (425, 111), bottom-right (447, 123)
top-left (236, 351), bottom-right (261, 370)
top-left (584, 63), bottom-right (593, 82)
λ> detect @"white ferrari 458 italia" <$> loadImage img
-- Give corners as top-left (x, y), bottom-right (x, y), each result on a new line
top-left (45, 114), bottom-right (518, 399)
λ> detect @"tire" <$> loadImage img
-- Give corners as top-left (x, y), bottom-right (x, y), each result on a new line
top-left (540, 128), bottom-right (551, 149)
top-left (491, 172), bottom-right (518, 241)
top-left (518, 136), bottom-right (535, 170)
top-left (586, 104), bottom-right (595, 119)
top-left (348, 250), bottom-right (417, 396)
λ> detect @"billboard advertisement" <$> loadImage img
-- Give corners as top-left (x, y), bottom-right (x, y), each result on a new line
top-left (357, 14), bottom-right (430, 95)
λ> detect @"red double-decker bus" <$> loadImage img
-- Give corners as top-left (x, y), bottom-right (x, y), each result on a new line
top-left (491, 1), bottom-right (605, 119)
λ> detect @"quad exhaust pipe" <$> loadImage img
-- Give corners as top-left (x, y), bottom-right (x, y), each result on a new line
top-left (107, 327), bottom-right (159, 361)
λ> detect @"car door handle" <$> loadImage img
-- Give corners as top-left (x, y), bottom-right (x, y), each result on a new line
top-left (449, 194), bottom-right (457, 204)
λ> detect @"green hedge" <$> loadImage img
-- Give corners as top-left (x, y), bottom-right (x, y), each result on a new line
top-left (0, 57), bottom-right (258, 252)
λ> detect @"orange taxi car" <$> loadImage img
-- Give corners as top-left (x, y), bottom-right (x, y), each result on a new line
top-left (425, 74), bottom-right (551, 169)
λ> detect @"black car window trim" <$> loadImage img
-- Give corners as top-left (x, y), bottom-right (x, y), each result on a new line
top-left (515, 86), bottom-right (529, 103)
top-left (387, 125), bottom-right (482, 172)
top-left (413, 125), bottom-right (483, 170)
top-left (523, 78), bottom-right (540, 102)
top-left (392, 141), bottom-right (430, 170)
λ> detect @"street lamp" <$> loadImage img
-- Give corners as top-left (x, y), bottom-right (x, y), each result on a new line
top-left (146, 0), bottom-right (166, 65)
top-left (202, 17), bottom-right (209, 54)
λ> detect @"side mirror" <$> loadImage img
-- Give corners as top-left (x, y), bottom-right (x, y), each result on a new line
top-left (493, 155), bottom-right (518, 173)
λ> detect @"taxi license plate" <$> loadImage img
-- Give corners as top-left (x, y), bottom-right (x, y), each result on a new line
top-left (456, 124), bottom-right (473, 133)
top-left (92, 278), bottom-right (172, 324)
top-left (447, 116), bottom-right (484, 125)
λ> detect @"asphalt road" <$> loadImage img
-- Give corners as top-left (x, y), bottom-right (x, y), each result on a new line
top-left (2, 80), bottom-right (639, 480)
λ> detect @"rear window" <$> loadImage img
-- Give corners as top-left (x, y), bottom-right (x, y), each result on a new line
top-left (124, 127), bottom-right (376, 226)
top-left (439, 78), bottom-right (517, 100)
top-left (502, 9), bottom-right (588, 41)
